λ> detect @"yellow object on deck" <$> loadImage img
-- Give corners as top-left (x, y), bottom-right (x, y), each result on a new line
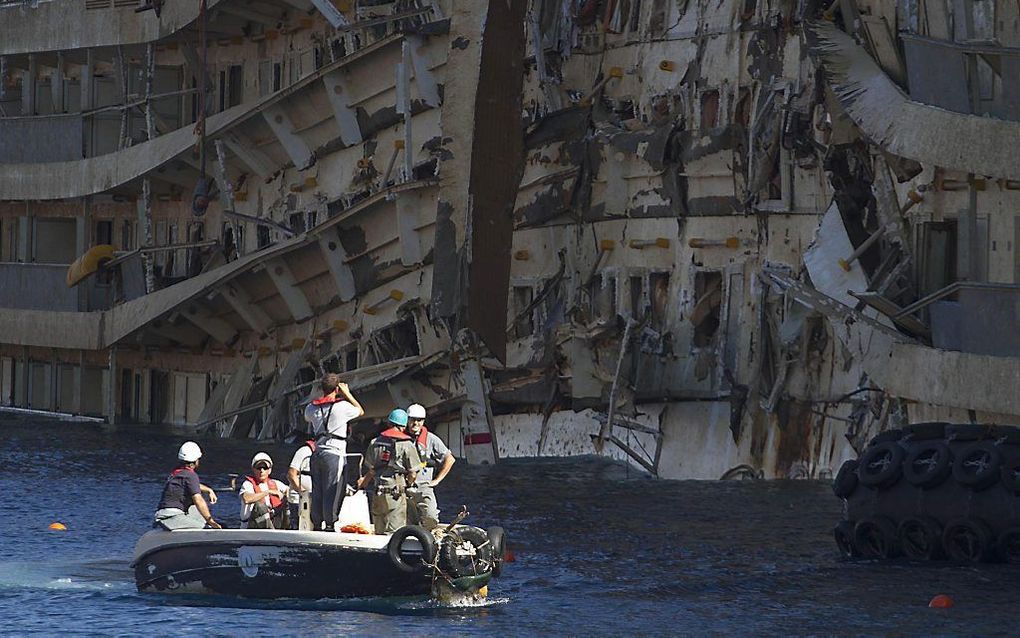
top-left (66, 245), bottom-right (116, 287)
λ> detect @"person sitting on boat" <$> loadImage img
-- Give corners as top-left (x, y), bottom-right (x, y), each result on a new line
top-left (287, 436), bottom-right (315, 530)
top-left (405, 403), bottom-right (455, 530)
top-left (153, 441), bottom-right (222, 530)
top-left (239, 452), bottom-right (289, 529)
top-left (356, 409), bottom-right (422, 535)
top-left (304, 373), bottom-right (365, 531)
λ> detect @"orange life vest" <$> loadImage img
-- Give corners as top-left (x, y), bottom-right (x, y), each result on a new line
top-left (371, 427), bottom-right (412, 469)
top-left (245, 476), bottom-right (284, 510)
top-left (311, 393), bottom-right (342, 406)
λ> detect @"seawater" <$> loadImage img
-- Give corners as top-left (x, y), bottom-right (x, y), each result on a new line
top-left (0, 413), bottom-right (1018, 635)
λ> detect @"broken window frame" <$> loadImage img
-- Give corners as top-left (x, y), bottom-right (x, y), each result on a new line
top-left (756, 145), bottom-right (793, 211)
top-left (120, 218), bottom-right (135, 251)
top-left (509, 283), bottom-right (535, 340)
top-left (627, 269), bottom-right (650, 322)
top-left (648, 270), bottom-right (671, 330)
top-left (699, 89), bottom-right (721, 130)
top-left (589, 270), bottom-right (619, 322)
top-left (690, 269), bottom-right (724, 349)
top-left (362, 316), bottom-right (421, 366)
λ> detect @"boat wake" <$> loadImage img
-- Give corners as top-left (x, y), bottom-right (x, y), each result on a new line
top-left (0, 559), bottom-right (132, 593)
top-left (400, 595), bottom-right (511, 610)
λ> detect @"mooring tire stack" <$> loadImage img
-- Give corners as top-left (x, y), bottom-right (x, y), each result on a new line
top-left (833, 422), bottom-right (1020, 562)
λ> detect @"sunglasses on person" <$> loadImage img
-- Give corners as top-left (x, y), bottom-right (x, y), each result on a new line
top-left (254, 463), bottom-right (272, 471)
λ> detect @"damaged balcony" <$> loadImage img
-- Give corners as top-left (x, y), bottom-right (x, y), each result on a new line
top-left (806, 21), bottom-right (1020, 181)
top-left (0, 21), bottom-right (447, 199)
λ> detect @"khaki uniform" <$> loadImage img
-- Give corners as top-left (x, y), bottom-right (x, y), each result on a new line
top-left (364, 432), bottom-right (422, 534)
top-left (407, 430), bottom-right (451, 530)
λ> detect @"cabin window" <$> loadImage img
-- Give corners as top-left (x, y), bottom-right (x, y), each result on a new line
top-left (510, 285), bottom-right (535, 339)
top-left (700, 89), bottom-right (720, 130)
top-left (691, 271), bottom-right (723, 347)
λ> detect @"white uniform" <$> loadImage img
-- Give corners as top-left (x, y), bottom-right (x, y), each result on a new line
top-left (304, 400), bottom-right (360, 455)
top-left (304, 398), bottom-right (361, 530)
top-left (288, 444), bottom-right (313, 505)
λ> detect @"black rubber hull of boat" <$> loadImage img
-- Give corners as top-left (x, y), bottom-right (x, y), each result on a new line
top-left (134, 537), bottom-right (431, 599)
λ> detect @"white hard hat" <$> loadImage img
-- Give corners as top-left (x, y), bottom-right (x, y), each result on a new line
top-left (178, 441), bottom-right (202, 463)
top-left (251, 452), bottom-right (273, 468)
top-left (407, 404), bottom-right (427, 419)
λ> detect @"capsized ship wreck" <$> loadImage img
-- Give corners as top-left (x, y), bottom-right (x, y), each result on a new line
top-left (3, 0), bottom-right (1020, 484)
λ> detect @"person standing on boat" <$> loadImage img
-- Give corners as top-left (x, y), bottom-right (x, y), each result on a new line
top-left (239, 452), bottom-right (289, 529)
top-left (304, 373), bottom-right (365, 531)
top-left (287, 437), bottom-right (315, 530)
top-left (153, 441), bottom-right (222, 530)
top-left (357, 409), bottom-right (422, 534)
top-left (404, 404), bottom-right (455, 530)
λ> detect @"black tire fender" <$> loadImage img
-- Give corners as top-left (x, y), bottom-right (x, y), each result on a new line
top-left (832, 460), bottom-right (859, 498)
top-left (943, 517), bottom-right (994, 562)
top-left (997, 526), bottom-right (1020, 563)
top-left (903, 442), bottom-right (953, 488)
top-left (902, 422), bottom-right (947, 441)
top-left (898, 517), bottom-right (943, 560)
top-left (486, 526), bottom-right (507, 577)
top-left (834, 520), bottom-right (856, 559)
top-left (853, 516), bottom-right (900, 559)
top-left (868, 429), bottom-right (904, 446)
top-left (952, 441), bottom-right (1002, 490)
top-left (1000, 461), bottom-right (1020, 494)
top-left (439, 526), bottom-right (495, 578)
top-left (995, 426), bottom-right (1020, 446)
top-left (946, 423), bottom-right (995, 442)
top-left (387, 525), bottom-right (436, 574)
top-left (857, 442), bottom-right (905, 489)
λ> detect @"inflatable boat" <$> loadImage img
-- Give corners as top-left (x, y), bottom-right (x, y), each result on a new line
top-left (132, 523), bottom-right (506, 600)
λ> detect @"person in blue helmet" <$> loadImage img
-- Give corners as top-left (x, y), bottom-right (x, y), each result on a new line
top-left (356, 409), bottom-right (422, 534)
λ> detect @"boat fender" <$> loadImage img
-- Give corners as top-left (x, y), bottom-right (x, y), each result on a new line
top-left (387, 525), bottom-right (436, 574)
top-left (439, 526), bottom-right (494, 578)
top-left (486, 526), bottom-right (506, 577)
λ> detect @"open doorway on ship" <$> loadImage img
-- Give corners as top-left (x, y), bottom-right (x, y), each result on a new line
top-left (149, 370), bottom-right (169, 425)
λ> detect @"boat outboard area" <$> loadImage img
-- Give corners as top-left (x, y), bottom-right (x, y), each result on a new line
top-left (132, 513), bottom-right (507, 602)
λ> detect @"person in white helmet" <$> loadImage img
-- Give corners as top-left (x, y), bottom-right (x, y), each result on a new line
top-left (153, 441), bottom-right (221, 530)
top-left (405, 404), bottom-right (455, 530)
top-left (239, 452), bottom-right (289, 529)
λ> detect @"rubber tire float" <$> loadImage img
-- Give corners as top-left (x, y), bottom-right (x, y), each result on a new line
top-left (387, 525), bottom-right (437, 574)
top-left (833, 422), bottom-right (1020, 563)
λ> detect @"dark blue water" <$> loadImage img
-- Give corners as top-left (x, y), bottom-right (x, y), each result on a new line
top-left (1, 413), bottom-right (1019, 635)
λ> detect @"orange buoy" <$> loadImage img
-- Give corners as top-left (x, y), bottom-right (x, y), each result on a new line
top-left (504, 547), bottom-right (516, 563)
top-left (48, 522), bottom-right (67, 531)
top-left (929, 594), bottom-right (954, 609)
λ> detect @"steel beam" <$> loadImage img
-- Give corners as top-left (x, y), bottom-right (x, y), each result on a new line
top-left (308, 0), bottom-right (349, 27)
top-left (408, 35), bottom-right (440, 107)
top-left (321, 71), bottom-right (363, 146)
top-left (317, 233), bottom-right (357, 302)
top-left (181, 304), bottom-right (239, 345)
top-left (221, 285), bottom-right (273, 334)
top-left (149, 321), bottom-right (206, 347)
top-left (395, 191), bottom-right (423, 265)
top-left (265, 258), bottom-right (313, 321)
top-left (221, 131), bottom-right (276, 177)
top-left (22, 55), bottom-right (36, 115)
top-left (262, 104), bottom-right (314, 169)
